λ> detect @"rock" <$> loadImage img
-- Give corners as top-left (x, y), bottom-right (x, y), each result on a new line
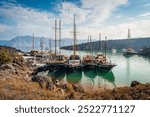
top-left (130, 81), bottom-right (141, 87)
top-left (32, 75), bottom-right (55, 90)
top-left (72, 83), bottom-right (85, 92)
top-left (0, 64), bottom-right (14, 70)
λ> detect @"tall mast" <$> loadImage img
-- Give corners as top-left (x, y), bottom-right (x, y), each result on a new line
top-left (40, 37), bottom-right (44, 52)
top-left (87, 35), bottom-right (89, 51)
top-left (128, 28), bottom-right (131, 48)
top-left (99, 33), bottom-right (101, 51)
top-left (32, 33), bottom-right (34, 50)
top-left (54, 19), bottom-right (57, 55)
top-left (73, 14), bottom-right (76, 56)
top-left (49, 38), bottom-right (51, 53)
top-left (90, 35), bottom-right (92, 55)
top-left (59, 20), bottom-right (61, 54)
top-left (104, 36), bottom-right (107, 63)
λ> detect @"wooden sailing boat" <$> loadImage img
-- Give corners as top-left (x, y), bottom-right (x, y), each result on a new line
top-left (123, 29), bottom-right (138, 55)
top-left (67, 14), bottom-right (81, 70)
top-left (83, 35), bottom-right (96, 68)
top-left (47, 19), bottom-right (67, 65)
top-left (95, 36), bottom-right (116, 71)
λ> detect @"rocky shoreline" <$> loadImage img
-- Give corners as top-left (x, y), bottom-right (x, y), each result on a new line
top-left (0, 47), bottom-right (150, 100)
top-left (0, 56), bottom-right (150, 100)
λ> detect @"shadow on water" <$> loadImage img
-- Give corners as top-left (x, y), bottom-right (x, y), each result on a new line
top-left (83, 68), bottom-right (97, 79)
top-left (123, 54), bottom-right (134, 58)
top-left (47, 67), bottom-right (116, 87)
top-left (48, 69), bottom-right (66, 80)
top-left (97, 70), bottom-right (115, 83)
top-left (66, 69), bottom-right (82, 83)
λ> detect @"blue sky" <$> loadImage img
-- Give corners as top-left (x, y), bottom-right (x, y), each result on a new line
top-left (0, 0), bottom-right (150, 40)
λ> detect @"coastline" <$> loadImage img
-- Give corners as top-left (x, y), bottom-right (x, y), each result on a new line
top-left (0, 60), bottom-right (149, 100)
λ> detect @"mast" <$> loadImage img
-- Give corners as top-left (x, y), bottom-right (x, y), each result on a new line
top-left (55, 19), bottom-right (57, 55)
top-left (90, 35), bottom-right (92, 56)
top-left (73, 14), bottom-right (76, 56)
top-left (104, 36), bottom-right (107, 63)
top-left (40, 37), bottom-right (44, 52)
top-left (49, 38), bottom-right (51, 53)
top-left (128, 28), bottom-right (131, 48)
top-left (59, 20), bottom-right (61, 54)
top-left (99, 33), bottom-right (101, 51)
top-left (32, 33), bottom-right (34, 50)
top-left (86, 35), bottom-right (90, 54)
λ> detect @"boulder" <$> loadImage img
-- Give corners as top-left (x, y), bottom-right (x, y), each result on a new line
top-left (130, 81), bottom-right (141, 87)
top-left (32, 75), bottom-right (55, 90)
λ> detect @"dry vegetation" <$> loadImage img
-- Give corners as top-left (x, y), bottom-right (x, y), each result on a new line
top-left (0, 77), bottom-right (150, 100)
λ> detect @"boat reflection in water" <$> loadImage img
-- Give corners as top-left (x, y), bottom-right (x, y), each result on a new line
top-left (66, 69), bottom-right (82, 83)
top-left (47, 68), bottom-right (115, 88)
top-left (97, 70), bottom-right (116, 88)
top-left (48, 69), bottom-right (66, 80)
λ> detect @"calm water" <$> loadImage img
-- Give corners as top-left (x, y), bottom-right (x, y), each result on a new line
top-left (47, 50), bottom-right (150, 88)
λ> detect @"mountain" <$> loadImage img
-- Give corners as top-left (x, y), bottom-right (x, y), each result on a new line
top-left (0, 36), bottom-right (87, 52)
top-left (61, 37), bottom-right (150, 51)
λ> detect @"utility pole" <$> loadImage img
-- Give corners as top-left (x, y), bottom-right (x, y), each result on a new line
top-left (32, 33), bottom-right (34, 50)
top-left (59, 20), bottom-right (61, 54)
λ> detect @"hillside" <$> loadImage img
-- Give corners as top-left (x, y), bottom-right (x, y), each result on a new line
top-left (61, 37), bottom-right (150, 50)
top-left (0, 36), bottom-right (87, 52)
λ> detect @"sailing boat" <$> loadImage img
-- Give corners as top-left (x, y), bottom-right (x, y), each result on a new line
top-left (123, 29), bottom-right (138, 55)
top-left (83, 35), bottom-right (96, 69)
top-left (95, 36), bottom-right (116, 71)
top-left (67, 14), bottom-right (81, 70)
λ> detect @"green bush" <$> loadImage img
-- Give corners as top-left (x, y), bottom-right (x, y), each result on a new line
top-left (0, 48), bottom-right (13, 65)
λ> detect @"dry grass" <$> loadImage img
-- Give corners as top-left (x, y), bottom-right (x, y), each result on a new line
top-left (0, 77), bottom-right (150, 100)
top-left (0, 78), bottom-right (65, 100)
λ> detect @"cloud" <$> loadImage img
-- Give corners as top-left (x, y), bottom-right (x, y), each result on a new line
top-left (1, 0), bottom-right (150, 41)
top-left (80, 0), bottom-right (128, 23)
top-left (138, 12), bottom-right (150, 17)
top-left (0, 2), bottom-right (56, 39)
top-left (102, 19), bottom-right (150, 39)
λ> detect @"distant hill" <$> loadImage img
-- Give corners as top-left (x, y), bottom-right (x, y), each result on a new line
top-left (0, 36), bottom-right (87, 52)
top-left (61, 37), bottom-right (150, 50)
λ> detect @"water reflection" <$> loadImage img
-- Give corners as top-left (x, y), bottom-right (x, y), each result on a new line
top-left (48, 69), bottom-right (65, 80)
top-left (47, 68), bottom-right (116, 87)
top-left (97, 71), bottom-right (115, 83)
top-left (66, 69), bottom-right (82, 83)
top-left (83, 68), bottom-right (97, 79)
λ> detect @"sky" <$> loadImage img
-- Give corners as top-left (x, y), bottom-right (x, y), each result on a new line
top-left (0, 0), bottom-right (150, 40)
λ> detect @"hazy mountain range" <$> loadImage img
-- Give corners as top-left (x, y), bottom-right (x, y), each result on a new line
top-left (0, 36), bottom-right (87, 52)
